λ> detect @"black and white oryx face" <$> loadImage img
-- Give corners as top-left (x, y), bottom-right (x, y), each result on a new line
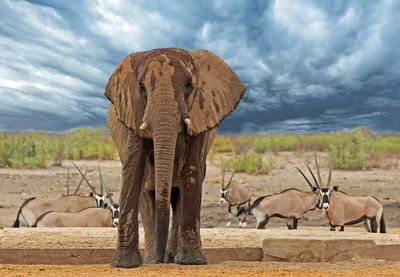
top-left (94, 193), bottom-right (106, 207)
top-left (220, 168), bottom-right (236, 204)
top-left (220, 189), bottom-right (227, 203)
top-left (319, 188), bottom-right (331, 211)
top-left (296, 153), bottom-right (333, 211)
top-left (110, 203), bottom-right (120, 227)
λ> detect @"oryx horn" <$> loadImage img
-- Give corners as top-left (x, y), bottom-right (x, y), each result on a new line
top-left (295, 167), bottom-right (314, 190)
top-left (226, 170), bottom-right (236, 188)
top-left (71, 161), bottom-right (98, 195)
top-left (98, 161), bottom-right (103, 195)
top-left (327, 153), bottom-right (333, 188)
top-left (73, 168), bottom-right (88, 195)
top-left (314, 153), bottom-right (324, 188)
top-left (99, 164), bottom-right (115, 205)
top-left (221, 164), bottom-right (226, 190)
top-left (306, 165), bottom-right (320, 189)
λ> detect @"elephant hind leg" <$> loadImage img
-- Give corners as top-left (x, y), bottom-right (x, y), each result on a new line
top-left (139, 189), bottom-right (157, 264)
top-left (166, 187), bottom-right (181, 263)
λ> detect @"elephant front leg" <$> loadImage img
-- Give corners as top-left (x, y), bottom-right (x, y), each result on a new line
top-left (174, 137), bottom-right (207, 265)
top-left (111, 137), bottom-right (145, 268)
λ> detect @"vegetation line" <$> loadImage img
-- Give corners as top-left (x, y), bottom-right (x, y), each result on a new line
top-left (0, 126), bottom-right (399, 170)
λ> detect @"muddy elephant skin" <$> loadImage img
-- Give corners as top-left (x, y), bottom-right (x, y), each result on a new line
top-left (105, 48), bottom-right (245, 267)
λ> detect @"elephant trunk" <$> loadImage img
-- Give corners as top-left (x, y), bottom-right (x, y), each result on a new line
top-left (151, 96), bottom-right (179, 263)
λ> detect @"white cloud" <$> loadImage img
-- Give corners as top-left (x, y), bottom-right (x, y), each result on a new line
top-left (0, 0), bottom-right (399, 132)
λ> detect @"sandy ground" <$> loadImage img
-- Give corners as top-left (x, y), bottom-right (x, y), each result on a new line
top-left (1, 151), bottom-right (399, 229)
top-left (2, 261), bottom-right (400, 277)
top-left (1, 152), bottom-right (400, 276)
top-left (1, 227), bottom-right (400, 249)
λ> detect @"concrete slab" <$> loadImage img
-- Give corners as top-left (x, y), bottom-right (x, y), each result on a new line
top-left (1, 227), bottom-right (399, 264)
top-left (0, 247), bottom-right (263, 265)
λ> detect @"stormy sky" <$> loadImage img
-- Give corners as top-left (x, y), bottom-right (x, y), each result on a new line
top-left (1, 0), bottom-right (399, 134)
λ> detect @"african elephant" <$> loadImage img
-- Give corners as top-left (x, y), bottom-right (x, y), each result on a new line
top-left (105, 47), bottom-right (245, 268)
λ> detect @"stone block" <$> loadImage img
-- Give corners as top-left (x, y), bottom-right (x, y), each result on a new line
top-left (263, 238), bottom-right (376, 262)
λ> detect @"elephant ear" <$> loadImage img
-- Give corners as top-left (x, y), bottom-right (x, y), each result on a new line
top-left (104, 51), bottom-right (149, 136)
top-left (187, 49), bottom-right (245, 136)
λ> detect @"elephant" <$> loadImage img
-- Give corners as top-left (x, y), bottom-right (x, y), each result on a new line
top-left (105, 47), bottom-right (245, 268)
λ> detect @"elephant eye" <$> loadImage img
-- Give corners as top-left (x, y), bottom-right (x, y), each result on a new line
top-left (139, 82), bottom-right (147, 97)
top-left (184, 79), bottom-right (192, 94)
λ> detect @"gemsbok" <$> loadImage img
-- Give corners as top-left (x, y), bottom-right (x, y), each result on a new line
top-left (237, 170), bottom-right (320, 229)
top-left (33, 204), bottom-right (120, 227)
top-left (33, 167), bottom-right (120, 227)
top-left (220, 169), bottom-right (252, 227)
top-left (298, 153), bottom-right (386, 233)
top-left (13, 162), bottom-right (106, 227)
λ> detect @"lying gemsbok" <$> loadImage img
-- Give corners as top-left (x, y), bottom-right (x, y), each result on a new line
top-left (220, 169), bottom-right (252, 227)
top-left (34, 165), bottom-right (120, 227)
top-left (237, 170), bottom-right (320, 229)
top-left (298, 154), bottom-right (386, 233)
top-left (13, 162), bottom-right (106, 227)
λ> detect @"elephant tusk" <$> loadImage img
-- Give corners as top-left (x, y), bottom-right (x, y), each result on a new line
top-left (140, 122), bottom-right (147, 131)
top-left (184, 118), bottom-right (191, 126)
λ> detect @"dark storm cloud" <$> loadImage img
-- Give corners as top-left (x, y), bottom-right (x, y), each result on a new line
top-left (0, 0), bottom-right (399, 133)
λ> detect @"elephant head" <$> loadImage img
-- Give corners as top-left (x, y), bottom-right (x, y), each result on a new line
top-left (105, 48), bottom-right (245, 261)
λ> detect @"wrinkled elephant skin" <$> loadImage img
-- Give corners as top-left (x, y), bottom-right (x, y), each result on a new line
top-left (105, 48), bottom-right (245, 267)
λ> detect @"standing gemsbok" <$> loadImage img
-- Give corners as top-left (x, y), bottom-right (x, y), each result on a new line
top-left (220, 169), bottom-right (252, 227)
top-left (13, 162), bottom-right (106, 227)
top-left (298, 153), bottom-right (386, 233)
top-left (237, 166), bottom-right (321, 229)
top-left (34, 167), bottom-right (120, 228)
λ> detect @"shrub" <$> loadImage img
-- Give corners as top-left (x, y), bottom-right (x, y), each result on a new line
top-left (225, 153), bottom-right (275, 174)
top-left (253, 139), bottom-right (268, 153)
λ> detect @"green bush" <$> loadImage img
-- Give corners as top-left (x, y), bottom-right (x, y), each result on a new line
top-left (225, 153), bottom-right (275, 174)
top-left (253, 139), bottom-right (268, 153)
top-left (210, 136), bottom-right (234, 153)
top-left (0, 127), bottom-right (116, 168)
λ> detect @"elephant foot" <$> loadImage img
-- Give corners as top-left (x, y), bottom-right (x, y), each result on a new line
top-left (174, 249), bottom-right (207, 265)
top-left (111, 248), bottom-right (143, 268)
top-left (165, 250), bottom-right (177, 263)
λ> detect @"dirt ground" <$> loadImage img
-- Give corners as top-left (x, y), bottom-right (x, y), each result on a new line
top-left (2, 261), bottom-right (400, 277)
top-left (1, 151), bottom-right (400, 276)
top-left (1, 151), bottom-right (399, 229)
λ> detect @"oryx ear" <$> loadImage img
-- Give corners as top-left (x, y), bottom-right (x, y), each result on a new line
top-left (312, 187), bottom-right (318, 193)
top-left (333, 185), bottom-right (339, 191)
top-left (105, 51), bottom-right (150, 135)
top-left (187, 49), bottom-right (245, 135)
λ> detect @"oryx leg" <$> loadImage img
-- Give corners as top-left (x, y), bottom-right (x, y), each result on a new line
top-left (226, 205), bottom-right (232, 227)
top-left (237, 205), bottom-right (246, 228)
top-left (363, 220), bottom-right (371, 232)
top-left (257, 215), bottom-right (270, 229)
top-left (330, 225), bottom-right (336, 231)
top-left (241, 208), bottom-right (247, 228)
top-left (285, 218), bottom-right (294, 230)
top-left (338, 226), bottom-right (344, 231)
top-left (370, 218), bottom-right (378, 233)
top-left (292, 218), bottom-right (299, 230)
